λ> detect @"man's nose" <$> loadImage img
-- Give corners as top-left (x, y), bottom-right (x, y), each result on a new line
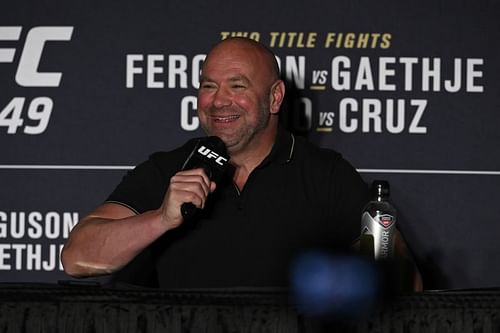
top-left (213, 86), bottom-right (232, 108)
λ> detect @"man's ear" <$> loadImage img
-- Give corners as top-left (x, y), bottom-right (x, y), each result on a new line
top-left (269, 80), bottom-right (285, 114)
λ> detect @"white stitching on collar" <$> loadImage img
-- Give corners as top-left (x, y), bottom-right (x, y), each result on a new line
top-left (287, 134), bottom-right (295, 163)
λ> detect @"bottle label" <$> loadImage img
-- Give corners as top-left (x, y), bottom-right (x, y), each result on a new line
top-left (361, 212), bottom-right (396, 259)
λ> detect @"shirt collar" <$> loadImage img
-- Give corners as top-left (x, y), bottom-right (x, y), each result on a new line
top-left (257, 126), bottom-right (296, 168)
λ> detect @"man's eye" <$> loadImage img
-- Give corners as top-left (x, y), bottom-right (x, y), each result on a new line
top-left (201, 83), bottom-right (216, 89)
top-left (232, 84), bottom-right (246, 89)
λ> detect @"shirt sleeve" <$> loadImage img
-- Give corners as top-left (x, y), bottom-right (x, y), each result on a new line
top-left (106, 152), bottom-right (173, 214)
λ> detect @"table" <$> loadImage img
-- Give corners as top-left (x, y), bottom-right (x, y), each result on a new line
top-left (1, 283), bottom-right (500, 332)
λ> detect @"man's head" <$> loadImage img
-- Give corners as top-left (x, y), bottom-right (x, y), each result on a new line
top-left (197, 38), bottom-right (285, 156)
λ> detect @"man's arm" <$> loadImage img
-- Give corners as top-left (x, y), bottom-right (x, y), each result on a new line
top-left (61, 203), bottom-right (167, 277)
top-left (394, 229), bottom-right (424, 292)
top-left (61, 168), bottom-right (215, 277)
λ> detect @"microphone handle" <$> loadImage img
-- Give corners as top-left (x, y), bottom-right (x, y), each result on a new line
top-left (181, 202), bottom-right (197, 219)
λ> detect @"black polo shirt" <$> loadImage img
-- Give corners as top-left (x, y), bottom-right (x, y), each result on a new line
top-left (107, 127), bottom-right (369, 288)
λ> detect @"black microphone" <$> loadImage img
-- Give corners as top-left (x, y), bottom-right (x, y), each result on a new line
top-left (180, 136), bottom-right (230, 219)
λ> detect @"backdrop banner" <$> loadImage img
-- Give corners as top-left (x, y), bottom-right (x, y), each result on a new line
top-left (1, 0), bottom-right (499, 289)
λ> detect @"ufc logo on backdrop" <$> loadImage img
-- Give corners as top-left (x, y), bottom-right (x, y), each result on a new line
top-left (0, 26), bottom-right (73, 87)
top-left (0, 26), bottom-right (73, 135)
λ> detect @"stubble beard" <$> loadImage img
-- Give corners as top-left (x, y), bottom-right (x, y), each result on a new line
top-left (201, 102), bottom-right (271, 155)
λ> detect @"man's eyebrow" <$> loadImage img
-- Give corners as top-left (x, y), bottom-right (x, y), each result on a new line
top-left (199, 75), bottom-right (213, 83)
top-left (199, 75), bottom-right (250, 84)
top-left (228, 75), bottom-right (250, 84)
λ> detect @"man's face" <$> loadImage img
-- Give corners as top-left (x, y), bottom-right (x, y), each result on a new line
top-left (197, 42), bottom-right (276, 155)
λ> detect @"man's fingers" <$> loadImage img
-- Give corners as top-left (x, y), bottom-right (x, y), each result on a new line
top-left (176, 189), bottom-right (205, 209)
top-left (170, 175), bottom-right (210, 198)
top-left (171, 169), bottom-right (212, 195)
top-left (169, 181), bottom-right (209, 208)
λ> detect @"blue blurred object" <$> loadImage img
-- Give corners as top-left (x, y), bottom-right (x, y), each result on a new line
top-left (290, 251), bottom-right (380, 319)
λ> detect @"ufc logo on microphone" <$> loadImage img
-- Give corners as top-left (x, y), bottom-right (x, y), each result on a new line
top-left (0, 26), bottom-right (73, 87)
top-left (198, 145), bottom-right (228, 166)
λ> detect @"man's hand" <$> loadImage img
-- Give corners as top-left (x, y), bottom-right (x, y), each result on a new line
top-left (157, 168), bottom-right (216, 229)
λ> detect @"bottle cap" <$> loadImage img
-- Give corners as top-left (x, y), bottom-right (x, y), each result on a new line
top-left (372, 180), bottom-right (390, 197)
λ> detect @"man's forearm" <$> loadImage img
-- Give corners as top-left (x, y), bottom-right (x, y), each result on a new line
top-left (61, 209), bottom-right (168, 277)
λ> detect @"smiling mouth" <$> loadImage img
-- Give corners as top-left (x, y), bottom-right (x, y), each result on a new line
top-left (212, 115), bottom-right (240, 123)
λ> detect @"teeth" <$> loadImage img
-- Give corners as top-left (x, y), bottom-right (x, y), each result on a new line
top-left (215, 115), bottom-right (239, 121)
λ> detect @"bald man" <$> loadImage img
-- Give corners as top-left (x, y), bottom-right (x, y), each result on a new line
top-left (62, 38), bottom-right (373, 288)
